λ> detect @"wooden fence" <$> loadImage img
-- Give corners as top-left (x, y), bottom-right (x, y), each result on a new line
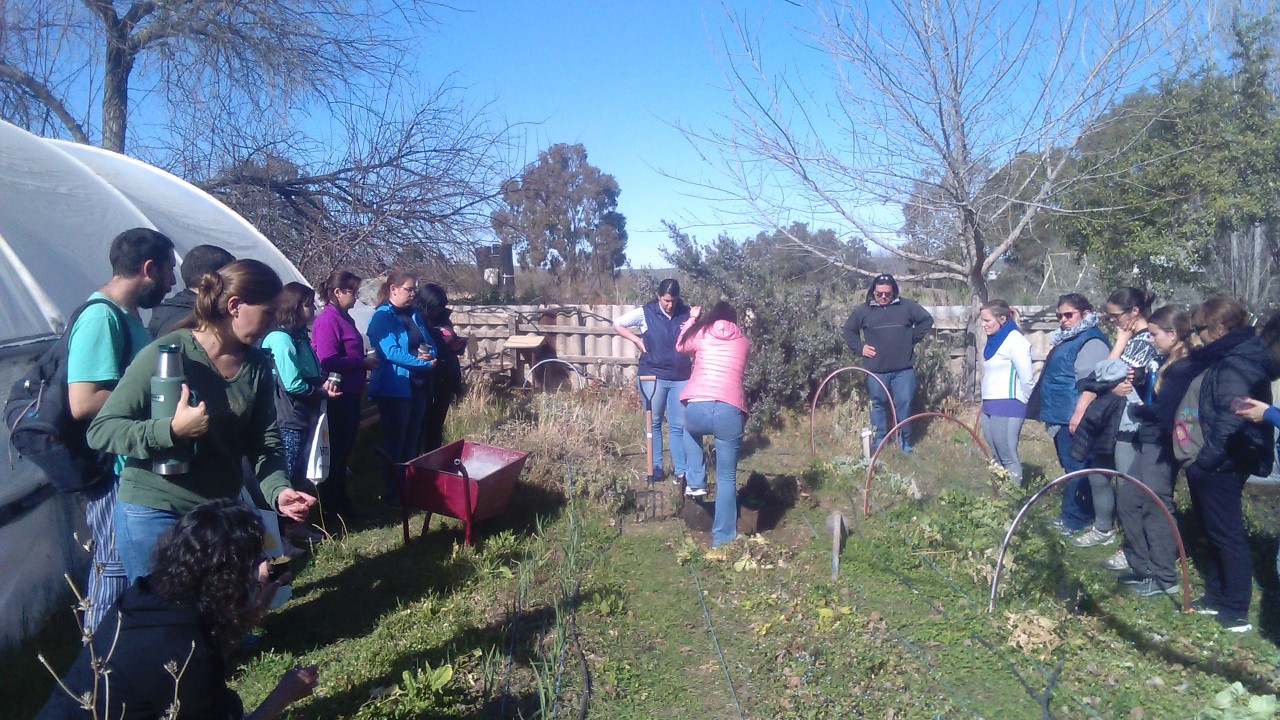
top-left (450, 304), bottom-right (1064, 395)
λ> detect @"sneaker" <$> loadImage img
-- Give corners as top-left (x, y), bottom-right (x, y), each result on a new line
top-left (1128, 578), bottom-right (1179, 597)
top-left (685, 486), bottom-right (708, 498)
top-left (1049, 517), bottom-right (1076, 537)
top-left (1101, 549), bottom-right (1130, 571)
top-left (1190, 597), bottom-right (1219, 616)
top-left (1116, 571), bottom-right (1145, 585)
top-left (900, 443), bottom-right (914, 454)
top-left (673, 474), bottom-right (685, 487)
top-left (1070, 527), bottom-right (1117, 548)
top-left (1216, 614), bottom-right (1252, 633)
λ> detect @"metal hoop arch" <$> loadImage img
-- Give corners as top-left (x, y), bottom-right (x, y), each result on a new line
top-left (987, 468), bottom-right (1191, 614)
top-left (809, 366), bottom-right (897, 457)
top-left (862, 412), bottom-right (992, 516)
top-left (521, 358), bottom-right (592, 391)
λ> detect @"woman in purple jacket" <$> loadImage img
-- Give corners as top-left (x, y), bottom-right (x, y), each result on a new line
top-left (311, 271), bottom-right (378, 518)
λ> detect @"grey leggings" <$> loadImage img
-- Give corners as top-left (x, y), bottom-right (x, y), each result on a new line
top-left (979, 413), bottom-right (1024, 485)
top-left (1088, 459), bottom-right (1119, 532)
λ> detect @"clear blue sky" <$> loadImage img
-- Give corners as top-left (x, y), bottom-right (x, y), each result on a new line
top-left (419, 1), bottom-right (818, 268)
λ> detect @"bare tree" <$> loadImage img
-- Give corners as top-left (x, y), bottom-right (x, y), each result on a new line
top-left (0, 0), bottom-right (426, 153)
top-left (0, 1), bottom-right (521, 281)
top-left (199, 85), bottom-right (519, 280)
top-left (691, 0), bottom-right (1181, 303)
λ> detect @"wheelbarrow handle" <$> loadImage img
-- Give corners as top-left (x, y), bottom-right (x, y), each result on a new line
top-left (374, 447), bottom-right (407, 466)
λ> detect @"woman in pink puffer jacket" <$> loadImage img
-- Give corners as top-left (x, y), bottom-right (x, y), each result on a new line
top-left (677, 301), bottom-right (750, 548)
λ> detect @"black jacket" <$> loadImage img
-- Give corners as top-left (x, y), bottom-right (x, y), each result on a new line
top-left (426, 308), bottom-right (465, 401)
top-left (147, 289), bottom-right (197, 337)
top-left (1070, 380), bottom-right (1127, 463)
top-left (1133, 355), bottom-right (1211, 445)
top-left (842, 298), bottom-right (934, 374)
top-left (37, 579), bottom-right (242, 720)
top-left (1193, 330), bottom-right (1277, 476)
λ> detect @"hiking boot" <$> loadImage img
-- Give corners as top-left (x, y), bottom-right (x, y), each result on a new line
top-left (1128, 578), bottom-right (1179, 597)
top-left (1101, 548), bottom-right (1130, 570)
top-left (1215, 614), bottom-right (1252, 633)
top-left (1070, 527), bottom-right (1116, 548)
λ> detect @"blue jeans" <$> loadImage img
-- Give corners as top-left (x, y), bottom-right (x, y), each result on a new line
top-left (868, 368), bottom-right (915, 449)
top-left (637, 378), bottom-right (688, 477)
top-left (1050, 424), bottom-right (1095, 531)
top-left (114, 499), bottom-right (180, 583)
top-left (682, 401), bottom-right (745, 548)
top-left (376, 390), bottom-right (429, 504)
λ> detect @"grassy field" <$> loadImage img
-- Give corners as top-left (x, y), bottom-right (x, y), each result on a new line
top-left (8, 384), bottom-right (1280, 719)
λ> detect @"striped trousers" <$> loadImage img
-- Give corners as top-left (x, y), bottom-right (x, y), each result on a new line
top-left (82, 478), bottom-right (127, 636)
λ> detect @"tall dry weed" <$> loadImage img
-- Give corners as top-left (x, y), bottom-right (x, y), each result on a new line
top-left (449, 384), bottom-right (640, 512)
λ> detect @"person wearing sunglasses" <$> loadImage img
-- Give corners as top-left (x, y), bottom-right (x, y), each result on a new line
top-left (1027, 293), bottom-right (1110, 536)
top-left (842, 274), bottom-right (934, 453)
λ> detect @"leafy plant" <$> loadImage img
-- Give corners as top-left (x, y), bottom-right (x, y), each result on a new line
top-left (1199, 682), bottom-right (1280, 719)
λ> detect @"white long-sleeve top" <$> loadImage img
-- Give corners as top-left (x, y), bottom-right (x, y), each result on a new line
top-left (981, 329), bottom-right (1035, 403)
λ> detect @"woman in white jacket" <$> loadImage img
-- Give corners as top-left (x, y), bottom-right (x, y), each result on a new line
top-left (979, 300), bottom-right (1035, 486)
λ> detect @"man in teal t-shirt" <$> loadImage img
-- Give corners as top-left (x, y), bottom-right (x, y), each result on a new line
top-left (66, 227), bottom-right (176, 635)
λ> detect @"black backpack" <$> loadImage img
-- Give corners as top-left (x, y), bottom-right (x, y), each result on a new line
top-left (5, 299), bottom-right (132, 494)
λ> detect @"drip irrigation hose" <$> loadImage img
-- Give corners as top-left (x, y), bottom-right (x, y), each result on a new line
top-left (859, 497), bottom-right (1103, 719)
top-left (546, 450), bottom-right (623, 719)
top-left (843, 580), bottom-right (987, 718)
top-left (675, 522), bottom-right (747, 720)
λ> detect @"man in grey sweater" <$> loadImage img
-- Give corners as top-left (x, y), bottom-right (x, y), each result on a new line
top-left (842, 274), bottom-right (934, 452)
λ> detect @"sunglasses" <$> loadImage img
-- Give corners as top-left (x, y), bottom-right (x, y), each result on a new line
top-left (873, 291), bottom-right (893, 297)
top-left (1056, 311), bottom-right (1079, 320)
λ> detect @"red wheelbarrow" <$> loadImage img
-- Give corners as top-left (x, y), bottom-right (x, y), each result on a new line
top-left (397, 439), bottom-right (530, 545)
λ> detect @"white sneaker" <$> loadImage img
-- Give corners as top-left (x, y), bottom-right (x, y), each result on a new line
top-left (1070, 527), bottom-right (1116, 548)
top-left (1101, 548), bottom-right (1130, 570)
top-left (685, 486), bottom-right (707, 498)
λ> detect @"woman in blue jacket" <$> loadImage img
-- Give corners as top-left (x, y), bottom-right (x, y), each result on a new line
top-left (367, 270), bottom-right (436, 507)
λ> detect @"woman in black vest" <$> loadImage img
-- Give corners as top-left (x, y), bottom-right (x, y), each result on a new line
top-left (613, 279), bottom-right (693, 482)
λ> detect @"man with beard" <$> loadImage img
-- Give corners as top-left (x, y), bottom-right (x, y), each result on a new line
top-left (67, 227), bottom-right (176, 634)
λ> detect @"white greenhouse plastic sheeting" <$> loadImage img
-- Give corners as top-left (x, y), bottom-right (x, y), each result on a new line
top-left (0, 120), bottom-right (308, 648)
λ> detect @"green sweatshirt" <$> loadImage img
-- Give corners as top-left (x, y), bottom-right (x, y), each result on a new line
top-left (87, 330), bottom-right (290, 514)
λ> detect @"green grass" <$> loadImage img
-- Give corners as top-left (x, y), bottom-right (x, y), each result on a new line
top-left (9, 392), bottom-right (1280, 719)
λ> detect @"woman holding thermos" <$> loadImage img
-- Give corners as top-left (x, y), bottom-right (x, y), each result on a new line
top-left (313, 271), bottom-right (378, 517)
top-left (367, 270), bottom-right (436, 508)
top-left (88, 260), bottom-right (315, 581)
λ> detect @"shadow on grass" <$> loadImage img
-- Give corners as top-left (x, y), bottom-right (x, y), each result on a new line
top-left (295, 595), bottom-right (587, 719)
top-left (265, 482), bottom-right (565, 657)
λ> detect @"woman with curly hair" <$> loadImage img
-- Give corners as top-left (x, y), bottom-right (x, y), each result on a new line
top-left (88, 259), bottom-right (315, 582)
top-left (37, 499), bottom-right (319, 719)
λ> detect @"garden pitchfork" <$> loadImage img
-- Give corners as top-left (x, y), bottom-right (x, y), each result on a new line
top-left (635, 375), bottom-right (665, 521)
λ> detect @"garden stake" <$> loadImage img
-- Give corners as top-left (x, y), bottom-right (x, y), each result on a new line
top-left (826, 511), bottom-right (847, 581)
